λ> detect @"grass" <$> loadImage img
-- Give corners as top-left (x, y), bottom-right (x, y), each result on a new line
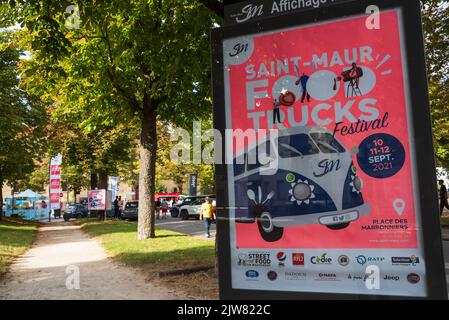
top-left (0, 218), bottom-right (38, 276)
top-left (78, 219), bottom-right (215, 272)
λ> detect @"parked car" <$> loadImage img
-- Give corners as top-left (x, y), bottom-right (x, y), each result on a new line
top-left (63, 204), bottom-right (89, 221)
top-left (179, 197), bottom-right (216, 220)
top-left (121, 200), bottom-right (139, 220)
top-left (170, 195), bottom-right (204, 217)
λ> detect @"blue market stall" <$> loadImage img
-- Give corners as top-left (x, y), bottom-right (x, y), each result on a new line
top-left (4, 189), bottom-right (50, 220)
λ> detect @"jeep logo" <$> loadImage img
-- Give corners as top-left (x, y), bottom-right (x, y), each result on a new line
top-left (384, 275), bottom-right (400, 281)
top-left (235, 4), bottom-right (264, 23)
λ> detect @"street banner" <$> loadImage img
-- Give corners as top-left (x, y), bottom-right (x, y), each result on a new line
top-left (108, 176), bottom-right (119, 202)
top-left (212, 0), bottom-right (447, 299)
top-left (49, 153), bottom-right (62, 210)
top-left (189, 174), bottom-right (198, 196)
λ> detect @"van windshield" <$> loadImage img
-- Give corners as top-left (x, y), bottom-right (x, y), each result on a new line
top-left (278, 134), bottom-right (319, 158)
top-left (310, 132), bottom-right (346, 154)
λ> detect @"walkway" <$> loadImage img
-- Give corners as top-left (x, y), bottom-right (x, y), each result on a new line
top-left (0, 221), bottom-right (183, 300)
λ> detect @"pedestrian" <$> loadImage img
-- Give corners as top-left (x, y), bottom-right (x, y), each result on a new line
top-left (273, 99), bottom-right (281, 124)
top-left (439, 180), bottom-right (449, 216)
top-left (113, 196), bottom-right (120, 219)
top-left (200, 197), bottom-right (214, 238)
top-left (160, 198), bottom-right (168, 219)
top-left (155, 198), bottom-right (161, 219)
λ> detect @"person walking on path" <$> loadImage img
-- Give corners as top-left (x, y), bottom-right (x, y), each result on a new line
top-left (160, 198), bottom-right (169, 219)
top-left (113, 196), bottom-right (120, 219)
top-left (200, 197), bottom-right (214, 238)
top-left (439, 180), bottom-right (449, 216)
top-left (155, 198), bottom-right (161, 219)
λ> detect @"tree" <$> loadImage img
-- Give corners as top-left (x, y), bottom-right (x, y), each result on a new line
top-left (6, 0), bottom-right (219, 238)
top-left (422, 0), bottom-right (449, 169)
top-left (0, 31), bottom-right (46, 220)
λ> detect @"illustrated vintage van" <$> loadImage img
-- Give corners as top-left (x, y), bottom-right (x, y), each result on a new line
top-left (233, 126), bottom-right (371, 242)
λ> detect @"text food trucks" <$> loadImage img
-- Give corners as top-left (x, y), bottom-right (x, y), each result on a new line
top-left (233, 126), bottom-right (371, 242)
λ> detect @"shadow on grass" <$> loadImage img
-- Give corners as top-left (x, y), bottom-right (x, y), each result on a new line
top-left (79, 219), bottom-right (188, 239)
top-left (78, 220), bottom-right (215, 272)
top-left (153, 234), bottom-right (187, 239)
top-left (114, 247), bottom-right (215, 271)
top-left (0, 225), bottom-right (37, 248)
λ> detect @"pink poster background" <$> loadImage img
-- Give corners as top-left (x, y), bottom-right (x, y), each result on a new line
top-left (228, 11), bottom-right (418, 249)
top-left (88, 189), bottom-right (106, 210)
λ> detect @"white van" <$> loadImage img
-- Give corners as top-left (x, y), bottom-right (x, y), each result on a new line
top-left (233, 126), bottom-right (371, 242)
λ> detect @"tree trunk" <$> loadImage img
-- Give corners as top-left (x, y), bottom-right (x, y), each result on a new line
top-left (0, 178), bottom-right (3, 221)
top-left (176, 180), bottom-right (184, 195)
top-left (214, 233), bottom-right (218, 276)
top-left (98, 170), bottom-right (108, 220)
top-left (98, 171), bottom-right (108, 189)
top-left (90, 173), bottom-right (98, 190)
top-left (137, 102), bottom-right (157, 240)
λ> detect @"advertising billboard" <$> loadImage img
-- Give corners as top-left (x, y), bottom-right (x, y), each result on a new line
top-left (108, 176), bottom-right (119, 202)
top-left (88, 189), bottom-right (112, 211)
top-left (212, 0), bottom-right (447, 299)
top-left (189, 174), bottom-right (198, 196)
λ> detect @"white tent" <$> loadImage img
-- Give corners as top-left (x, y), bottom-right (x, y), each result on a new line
top-left (5, 189), bottom-right (45, 200)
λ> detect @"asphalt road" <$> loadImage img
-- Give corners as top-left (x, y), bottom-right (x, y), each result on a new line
top-left (155, 216), bottom-right (216, 240)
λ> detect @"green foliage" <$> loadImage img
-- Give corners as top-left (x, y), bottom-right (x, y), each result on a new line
top-left (155, 182), bottom-right (167, 193)
top-left (0, 218), bottom-right (38, 275)
top-left (6, 0), bottom-right (219, 237)
top-left (0, 31), bottom-right (46, 190)
top-left (13, 0), bottom-right (218, 124)
top-left (422, 0), bottom-right (449, 169)
top-left (156, 121), bottom-right (215, 195)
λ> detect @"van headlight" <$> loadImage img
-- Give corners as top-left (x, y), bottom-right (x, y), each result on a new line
top-left (350, 175), bottom-right (363, 193)
top-left (289, 179), bottom-right (316, 205)
top-left (293, 183), bottom-right (312, 201)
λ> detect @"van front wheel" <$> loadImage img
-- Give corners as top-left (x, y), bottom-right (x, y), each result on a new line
top-left (326, 222), bottom-right (350, 230)
top-left (256, 211), bottom-right (283, 242)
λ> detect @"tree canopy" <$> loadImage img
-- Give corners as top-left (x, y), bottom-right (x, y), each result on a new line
top-left (3, 0), bottom-right (219, 237)
top-left (422, 0), bottom-right (449, 169)
top-left (0, 30), bottom-right (46, 219)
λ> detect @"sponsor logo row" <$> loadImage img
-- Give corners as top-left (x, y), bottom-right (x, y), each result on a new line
top-left (244, 270), bottom-right (421, 284)
top-left (237, 252), bottom-right (420, 268)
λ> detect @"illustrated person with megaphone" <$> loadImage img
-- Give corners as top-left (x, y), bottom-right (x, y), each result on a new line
top-left (333, 62), bottom-right (363, 91)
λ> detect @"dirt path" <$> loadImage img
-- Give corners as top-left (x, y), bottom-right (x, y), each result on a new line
top-left (0, 221), bottom-right (185, 300)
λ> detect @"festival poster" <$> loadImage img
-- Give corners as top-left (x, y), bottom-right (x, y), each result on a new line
top-left (223, 9), bottom-right (427, 296)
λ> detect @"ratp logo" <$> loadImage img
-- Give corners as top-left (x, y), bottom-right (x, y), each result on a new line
top-left (235, 4), bottom-right (264, 23)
